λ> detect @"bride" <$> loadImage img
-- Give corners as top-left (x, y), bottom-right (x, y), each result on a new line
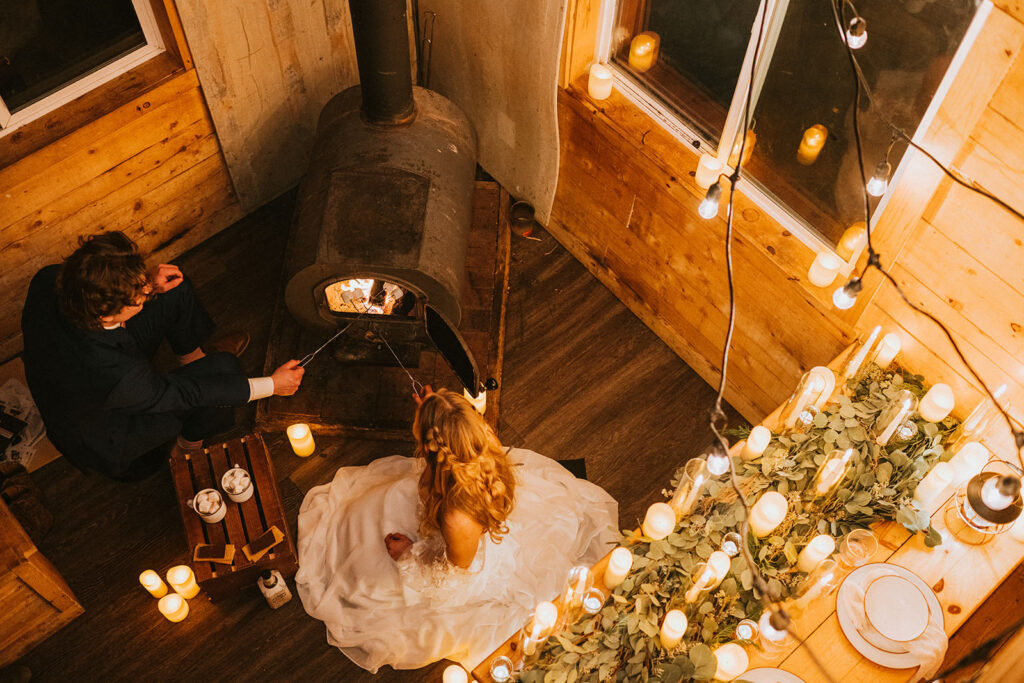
top-left (295, 388), bottom-right (619, 673)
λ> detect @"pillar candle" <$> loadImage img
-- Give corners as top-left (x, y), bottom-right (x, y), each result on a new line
top-left (604, 547), bottom-right (633, 589)
top-left (628, 33), bottom-right (658, 72)
top-left (286, 423), bottom-right (315, 456)
top-left (695, 154), bottom-right (724, 189)
top-left (842, 325), bottom-right (882, 383)
top-left (139, 570), bottom-right (167, 598)
top-left (659, 610), bottom-right (688, 649)
top-left (950, 442), bottom-right (989, 484)
top-left (797, 124), bottom-right (828, 165)
top-left (871, 333), bottom-right (901, 369)
top-left (913, 461), bottom-right (954, 508)
top-left (728, 129), bottom-right (757, 167)
top-left (919, 383), bottom-right (955, 423)
top-left (522, 601), bottom-right (558, 655)
top-left (807, 251), bottom-right (842, 288)
top-left (836, 222), bottom-right (868, 261)
top-left (713, 643), bottom-right (749, 681)
top-left (741, 426), bottom-right (771, 461)
top-left (587, 63), bottom-right (613, 100)
top-left (642, 502), bottom-right (676, 540)
top-left (808, 366), bottom-right (837, 410)
top-left (796, 534), bottom-right (835, 572)
top-left (813, 449), bottom-right (854, 497)
top-left (158, 593), bottom-right (189, 623)
top-left (749, 492), bottom-right (788, 537)
top-left (166, 565), bottom-right (201, 599)
top-left (442, 665), bottom-right (469, 683)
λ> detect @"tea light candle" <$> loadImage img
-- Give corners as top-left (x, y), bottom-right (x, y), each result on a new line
top-left (158, 593), bottom-right (189, 623)
top-left (807, 251), bottom-right (842, 288)
top-left (166, 565), bottom-right (200, 599)
top-left (797, 124), bottom-right (828, 165)
top-left (741, 426), bottom-right (771, 461)
top-left (604, 547), bottom-right (633, 589)
top-left (695, 154), bottom-right (724, 189)
top-left (920, 384), bottom-right (955, 423)
top-left (914, 461), bottom-right (954, 508)
top-left (628, 33), bottom-right (658, 72)
top-left (749, 491), bottom-right (788, 537)
top-left (735, 619), bottom-right (758, 641)
top-left (642, 502), bottom-right (676, 540)
top-left (796, 534), bottom-right (835, 572)
top-left (713, 643), bottom-right (749, 681)
top-left (950, 442), bottom-right (989, 484)
top-left (836, 222), bottom-right (868, 261)
top-left (442, 665), bottom-right (469, 683)
top-left (587, 63), bottom-right (613, 100)
top-left (139, 570), bottom-right (167, 598)
top-left (287, 423), bottom-right (316, 456)
top-left (759, 610), bottom-right (789, 643)
top-left (659, 610), bottom-right (688, 649)
top-left (872, 333), bottom-right (901, 369)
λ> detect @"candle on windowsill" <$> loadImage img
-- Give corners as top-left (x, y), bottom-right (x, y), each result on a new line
top-left (728, 129), bottom-right (757, 167)
top-left (913, 461), bottom-right (953, 509)
top-left (604, 547), bottom-right (633, 589)
top-left (442, 665), bottom-right (469, 683)
top-left (796, 534), bottom-right (835, 572)
top-left (287, 423), bottom-right (316, 456)
top-left (797, 124), bottom-right (828, 165)
top-left (807, 251), bottom-right (842, 288)
top-left (642, 502), bottom-right (676, 540)
top-left (871, 333), bottom-right (901, 369)
top-left (713, 643), bottom-right (749, 681)
top-left (659, 610), bottom-right (688, 649)
top-left (695, 154), bottom-right (724, 189)
top-left (167, 565), bottom-right (201, 599)
top-left (950, 442), bottom-right (989, 485)
top-left (836, 222), bottom-right (868, 261)
top-left (628, 33), bottom-right (658, 72)
top-left (587, 63), bottom-right (613, 100)
top-left (749, 491), bottom-right (788, 537)
top-left (139, 570), bottom-right (168, 598)
top-left (741, 426), bottom-right (771, 461)
top-left (919, 383), bottom-right (955, 423)
top-left (158, 593), bottom-right (189, 623)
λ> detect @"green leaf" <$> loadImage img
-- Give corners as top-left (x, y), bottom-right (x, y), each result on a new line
top-left (688, 644), bottom-right (716, 681)
top-left (659, 663), bottom-right (684, 683)
top-left (924, 525), bottom-right (943, 547)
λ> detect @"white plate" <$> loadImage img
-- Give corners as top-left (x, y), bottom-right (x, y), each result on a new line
top-left (736, 668), bottom-right (806, 683)
top-left (864, 575), bottom-right (930, 642)
top-left (837, 563), bottom-right (943, 669)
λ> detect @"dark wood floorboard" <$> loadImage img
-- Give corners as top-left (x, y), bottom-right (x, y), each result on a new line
top-left (12, 192), bottom-right (1015, 681)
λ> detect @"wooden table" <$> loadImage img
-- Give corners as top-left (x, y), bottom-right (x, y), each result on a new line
top-left (472, 345), bottom-right (1024, 681)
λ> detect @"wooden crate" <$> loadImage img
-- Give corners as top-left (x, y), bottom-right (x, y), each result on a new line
top-left (169, 432), bottom-right (297, 601)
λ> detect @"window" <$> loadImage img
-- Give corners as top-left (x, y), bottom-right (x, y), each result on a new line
top-left (605, 0), bottom-right (983, 247)
top-left (0, 0), bottom-right (166, 131)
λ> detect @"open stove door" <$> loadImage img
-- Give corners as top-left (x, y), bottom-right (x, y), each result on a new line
top-left (424, 305), bottom-right (481, 396)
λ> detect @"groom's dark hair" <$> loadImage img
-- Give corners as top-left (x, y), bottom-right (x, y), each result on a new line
top-left (57, 231), bottom-right (149, 330)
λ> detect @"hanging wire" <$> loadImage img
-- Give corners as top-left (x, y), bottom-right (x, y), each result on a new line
top-left (827, 0), bottom-right (1024, 469)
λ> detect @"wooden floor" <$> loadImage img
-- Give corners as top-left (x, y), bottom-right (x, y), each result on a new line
top-left (12, 190), bottom-right (1024, 681)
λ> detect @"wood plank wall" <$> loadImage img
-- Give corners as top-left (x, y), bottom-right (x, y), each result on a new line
top-left (0, 69), bottom-right (243, 361)
top-left (551, 3), bottom-right (1024, 431)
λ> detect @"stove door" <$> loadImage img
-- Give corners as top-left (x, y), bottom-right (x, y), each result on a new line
top-left (424, 305), bottom-right (481, 396)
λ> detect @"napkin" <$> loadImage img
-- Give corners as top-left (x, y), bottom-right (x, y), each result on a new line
top-left (839, 565), bottom-right (947, 682)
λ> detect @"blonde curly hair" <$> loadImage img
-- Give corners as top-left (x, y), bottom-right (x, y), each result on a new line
top-left (413, 389), bottom-right (516, 542)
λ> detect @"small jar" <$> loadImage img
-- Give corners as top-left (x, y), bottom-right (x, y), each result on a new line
top-left (258, 570), bottom-right (292, 609)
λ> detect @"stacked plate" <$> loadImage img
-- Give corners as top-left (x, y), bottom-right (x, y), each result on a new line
top-left (837, 563), bottom-right (943, 668)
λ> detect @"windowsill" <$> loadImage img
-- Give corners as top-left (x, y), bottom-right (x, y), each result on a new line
top-left (0, 51), bottom-right (185, 168)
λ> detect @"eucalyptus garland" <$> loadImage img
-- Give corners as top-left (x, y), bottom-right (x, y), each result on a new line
top-left (519, 365), bottom-right (958, 683)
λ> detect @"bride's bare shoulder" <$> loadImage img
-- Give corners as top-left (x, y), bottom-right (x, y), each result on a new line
top-left (441, 507), bottom-right (484, 537)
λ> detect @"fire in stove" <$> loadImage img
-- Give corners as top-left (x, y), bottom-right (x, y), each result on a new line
top-left (324, 279), bottom-right (416, 316)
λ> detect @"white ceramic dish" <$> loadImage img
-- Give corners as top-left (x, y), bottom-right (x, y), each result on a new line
top-left (735, 668), bottom-right (806, 683)
top-left (864, 574), bottom-right (930, 642)
top-left (837, 563), bottom-right (943, 669)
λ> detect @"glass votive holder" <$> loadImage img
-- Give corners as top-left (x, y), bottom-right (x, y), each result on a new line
top-left (581, 587), bottom-right (605, 615)
top-left (837, 528), bottom-right (878, 568)
top-left (668, 458), bottom-right (710, 518)
top-left (489, 655), bottom-right (514, 682)
top-left (721, 531), bottom-right (743, 558)
top-left (735, 618), bottom-right (759, 642)
top-left (758, 610), bottom-right (794, 653)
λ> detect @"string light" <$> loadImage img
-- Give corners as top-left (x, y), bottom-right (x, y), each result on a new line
top-left (866, 160), bottom-right (890, 196)
top-left (699, 181), bottom-right (722, 219)
top-left (831, 277), bottom-right (862, 310)
top-left (845, 15), bottom-right (867, 49)
top-left (706, 447), bottom-right (730, 476)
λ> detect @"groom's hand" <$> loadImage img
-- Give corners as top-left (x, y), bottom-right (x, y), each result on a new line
top-left (149, 264), bottom-right (183, 293)
top-left (271, 360), bottom-right (305, 395)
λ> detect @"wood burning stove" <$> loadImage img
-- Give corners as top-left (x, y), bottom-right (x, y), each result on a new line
top-left (283, 0), bottom-right (482, 394)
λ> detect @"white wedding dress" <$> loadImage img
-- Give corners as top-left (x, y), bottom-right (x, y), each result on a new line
top-left (295, 448), bottom-right (619, 673)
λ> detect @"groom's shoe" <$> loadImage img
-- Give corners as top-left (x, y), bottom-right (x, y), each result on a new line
top-left (205, 330), bottom-right (250, 358)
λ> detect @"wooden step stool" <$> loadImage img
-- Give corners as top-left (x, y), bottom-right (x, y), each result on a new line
top-left (169, 432), bottom-right (297, 601)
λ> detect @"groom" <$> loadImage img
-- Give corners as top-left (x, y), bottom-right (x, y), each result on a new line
top-left (21, 231), bottom-right (304, 480)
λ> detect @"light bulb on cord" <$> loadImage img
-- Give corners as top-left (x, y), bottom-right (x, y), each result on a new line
top-left (832, 278), bottom-right (862, 310)
top-left (706, 448), bottom-right (730, 476)
top-left (866, 160), bottom-right (891, 197)
top-left (846, 16), bottom-right (867, 49)
top-left (699, 181), bottom-right (722, 219)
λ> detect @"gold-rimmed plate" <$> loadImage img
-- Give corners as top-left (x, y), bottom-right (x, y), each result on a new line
top-left (864, 574), bottom-right (930, 642)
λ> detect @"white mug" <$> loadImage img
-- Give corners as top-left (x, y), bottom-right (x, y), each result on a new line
top-left (189, 488), bottom-right (226, 524)
top-left (221, 465), bottom-right (254, 503)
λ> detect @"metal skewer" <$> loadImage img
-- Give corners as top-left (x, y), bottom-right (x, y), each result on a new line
top-left (298, 322), bottom-right (355, 367)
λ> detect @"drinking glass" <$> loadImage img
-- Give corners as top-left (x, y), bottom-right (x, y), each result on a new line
top-left (838, 529), bottom-right (878, 568)
top-left (489, 656), bottom-right (514, 682)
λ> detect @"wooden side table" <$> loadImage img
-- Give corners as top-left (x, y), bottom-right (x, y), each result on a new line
top-left (169, 432), bottom-right (297, 601)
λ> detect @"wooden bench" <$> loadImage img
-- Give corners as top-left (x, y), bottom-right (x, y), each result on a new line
top-left (169, 432), bottom-right (297, 601)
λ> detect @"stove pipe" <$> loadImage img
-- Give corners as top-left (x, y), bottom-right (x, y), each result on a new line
top-left (349, 0), bottom-right (415, 125)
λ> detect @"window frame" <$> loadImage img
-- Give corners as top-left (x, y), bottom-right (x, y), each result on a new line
top-left (593, 0), bottom-right (993, 264)
top-left (0, 0), bottom-right (167, 133)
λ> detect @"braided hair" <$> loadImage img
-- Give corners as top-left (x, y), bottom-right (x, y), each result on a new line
top-left (413, 389), bottom-right (516, 542)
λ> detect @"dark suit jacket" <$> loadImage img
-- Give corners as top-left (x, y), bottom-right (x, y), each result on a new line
top-left (21, 265), bottom-right (249, 476)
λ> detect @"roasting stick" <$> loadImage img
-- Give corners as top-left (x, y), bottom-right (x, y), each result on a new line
top-left (377, 330), bottom-right (425, 395)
